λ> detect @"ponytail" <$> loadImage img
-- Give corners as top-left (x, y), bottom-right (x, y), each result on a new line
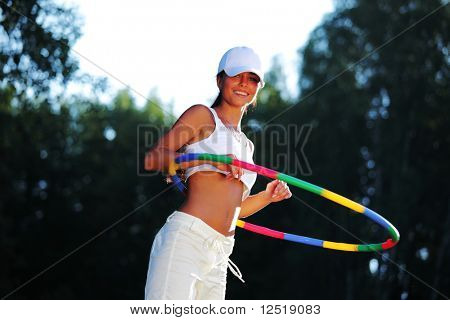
top-left (211, 71), bottom-right (226, 109)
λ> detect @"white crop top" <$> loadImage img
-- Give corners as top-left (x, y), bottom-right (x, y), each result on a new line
top-left (182, 107), bottom-right (257, 201)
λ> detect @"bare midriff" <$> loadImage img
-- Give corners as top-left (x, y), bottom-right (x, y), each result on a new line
top-left (178, 171), bottom-right (243, 236)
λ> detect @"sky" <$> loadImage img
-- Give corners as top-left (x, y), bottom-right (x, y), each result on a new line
top-left (63, 0), bottom-right (334, 116)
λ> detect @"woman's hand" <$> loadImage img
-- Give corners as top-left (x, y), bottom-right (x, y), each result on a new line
top-left (262, 179), bottom-right (292, 203)
top-left (212, 154), bottom-right (243, 180)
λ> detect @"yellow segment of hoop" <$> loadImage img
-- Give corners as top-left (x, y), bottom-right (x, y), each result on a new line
top-left (323, 241), bottom-right (358, 251)
top-left (321, 190), bottom-right (365, 213)
top-left (168, 161), bottom-right (180, 176)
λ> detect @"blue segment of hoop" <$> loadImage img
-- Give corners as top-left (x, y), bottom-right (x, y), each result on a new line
top-left (284, 233), bottom-right (324, 247)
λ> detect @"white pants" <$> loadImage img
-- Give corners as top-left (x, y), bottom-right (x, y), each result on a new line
top-left (144, 211), bottom-right (243, 300)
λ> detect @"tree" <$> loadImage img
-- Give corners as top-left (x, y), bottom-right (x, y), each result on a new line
top-left (0, 0), bottom-right (81, 94)
top-left (293, 0), bottom-right (449, 299)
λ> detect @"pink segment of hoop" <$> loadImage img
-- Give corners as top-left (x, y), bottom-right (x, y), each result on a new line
top-left (232, 160), bottom-right (278, 179)
top-left (242, 221), bottom-right (285, 239)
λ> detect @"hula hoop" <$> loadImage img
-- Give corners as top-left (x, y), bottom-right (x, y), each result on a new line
top-left (169, 153), bottom-right (400, 252)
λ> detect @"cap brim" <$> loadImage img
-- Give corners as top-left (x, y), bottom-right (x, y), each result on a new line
top-left (223, 66), bottom-right (265, 88)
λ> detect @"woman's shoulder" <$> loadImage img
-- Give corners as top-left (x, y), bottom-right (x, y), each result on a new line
top-left (180, 104), bottom-right (215, 124)
top-left (176, 105), bottom-right (216, 139)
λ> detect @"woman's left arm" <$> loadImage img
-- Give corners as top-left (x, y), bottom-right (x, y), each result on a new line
top-left (239, 180), bottom-right (292, 218)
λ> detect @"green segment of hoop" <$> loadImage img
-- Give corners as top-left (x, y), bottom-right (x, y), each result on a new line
top-left (277, 173), bottom-right (323, 196)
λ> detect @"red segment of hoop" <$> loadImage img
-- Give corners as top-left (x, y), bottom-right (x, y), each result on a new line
top-left (242, 221), bottom-right (285, 240)
top-left (232, 160), bottom-right (278, 179)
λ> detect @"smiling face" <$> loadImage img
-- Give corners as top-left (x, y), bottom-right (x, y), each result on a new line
top-left (217, 72), bottom-right (261, 109)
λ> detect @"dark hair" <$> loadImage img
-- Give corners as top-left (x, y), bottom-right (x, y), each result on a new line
top-left (211, 71), bottom-right (258, 112)
top-left (211, 71), bottom-right (226, 109)
top-left (210, 92), bottom-right (222, 109)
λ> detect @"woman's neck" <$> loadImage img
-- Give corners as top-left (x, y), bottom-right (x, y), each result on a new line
top-left (214, 104), bottom-right (245, 130)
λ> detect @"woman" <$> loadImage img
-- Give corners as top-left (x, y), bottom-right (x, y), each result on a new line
top-left (144, 46), bottom-right (292, 299)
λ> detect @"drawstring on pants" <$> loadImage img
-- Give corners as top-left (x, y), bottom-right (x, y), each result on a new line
top-left (204, 237), bottom-right (245, 283)
top-left (226, 258), bottom-right (244, 283)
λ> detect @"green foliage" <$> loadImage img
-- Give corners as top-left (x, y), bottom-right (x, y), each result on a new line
top-left (266, 0), bottom-right (449, 299)
top-left (0, 0), bottom-right (81, 93)
top-left (0, 92), bottom-right (176, 298)
top-left (143, 89), bottom-right (176, 126)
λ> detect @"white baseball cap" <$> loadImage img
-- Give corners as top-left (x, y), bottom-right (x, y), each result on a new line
top-left (217, 46), bottom-right (265, 87)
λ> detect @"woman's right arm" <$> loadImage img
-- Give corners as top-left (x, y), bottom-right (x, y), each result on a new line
top-left (145, 105), bottom-right (216, 174)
